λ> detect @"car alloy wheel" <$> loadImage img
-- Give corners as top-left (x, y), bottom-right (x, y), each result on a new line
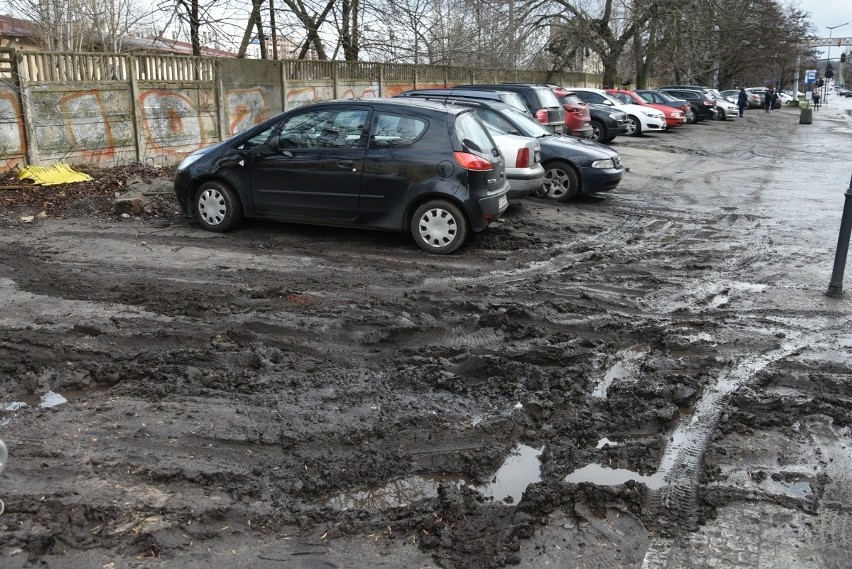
top-left (590, 120), bottom-right (604, 142)
top-left (541, 160), bottom-right (580, 202)
top-left (411, 200), bottom-right (469, 254)
top-left (626, 116), bottom-right (641, 136)
top-left (195, 181), bottom-right (242, 232)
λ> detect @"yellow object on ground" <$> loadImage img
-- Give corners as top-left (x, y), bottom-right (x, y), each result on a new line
top-left (18, 163), bottom-right (93, 186)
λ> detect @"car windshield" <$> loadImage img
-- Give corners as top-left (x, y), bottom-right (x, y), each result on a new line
top-left (501, 107), bottom-right (552, 137)
top-left (501, 92), bottom-right (531, 114)
top-left (598, 91), bottom-right (623, 105)
top-left (653, 92), bottom-right (677, 102)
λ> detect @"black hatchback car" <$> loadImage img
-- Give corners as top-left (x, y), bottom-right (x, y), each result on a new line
top-left (174, 99), bottom-right (510, 254)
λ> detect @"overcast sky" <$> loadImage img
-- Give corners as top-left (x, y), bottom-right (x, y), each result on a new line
top-left (797, 0), bottom-right (852, 59)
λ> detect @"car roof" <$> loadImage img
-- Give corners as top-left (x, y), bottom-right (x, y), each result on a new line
top-left (328, 97), bottom-right (471, 116)
top-left (397, 94), bottom-right (517, 112)
top-left (400, 88), bottom-right (520, 101)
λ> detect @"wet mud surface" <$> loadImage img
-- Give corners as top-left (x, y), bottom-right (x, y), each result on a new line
top-left (2, 103), bottom-right (852, 568)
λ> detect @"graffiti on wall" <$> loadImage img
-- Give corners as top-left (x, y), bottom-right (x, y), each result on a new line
top-left (139, 89), bottom-right (206, 154)
top-left (58, 91), bottom-right (116, 160)
top-left (0, 88), bottom-right (25, 172)
top-left (339, 84), bottom-right (379, 100)
top-left (227, 87), bottom-right (271, 136)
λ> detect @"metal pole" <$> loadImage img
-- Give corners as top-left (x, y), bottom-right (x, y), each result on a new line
top-left (825, 23), bottom-right (849, 104)
top-left (827, 173), bottom-right (852, 297)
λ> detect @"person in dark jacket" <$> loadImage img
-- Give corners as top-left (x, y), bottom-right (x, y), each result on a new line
top-left (765, 89), bottom-right (778, 112)
top-left (737, 88), bottom-right (748, 118)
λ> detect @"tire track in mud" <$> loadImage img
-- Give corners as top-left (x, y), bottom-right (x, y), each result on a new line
top-left (640, 336), bottom-right (809, 536)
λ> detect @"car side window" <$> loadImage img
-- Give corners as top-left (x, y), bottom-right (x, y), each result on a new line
top-left (582, 92), bottom-right (606, 104)
top-left (613, 93), bottom-right (632, 104)
top-left (278, 109), bottom-right (369, 150)
top-left (237, 126), bottom-right (274, 150)
top-left (370, 113), bottom-right (428, 149)
top-left (637, 92), bottom-right (654, 103)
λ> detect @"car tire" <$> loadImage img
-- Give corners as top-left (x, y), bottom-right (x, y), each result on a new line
top-left (410, 200), bottom-right (469, 255)
top-left (626, 116), bottom-right (642, 136)
top-left (541, 160), bottom-right (580, 202)
top-left (195, 181), bottom-right (243, 232)
top-left (716, 109), bottom-right (726, 120)
top-left (589, 119), bottom-right (606, 142)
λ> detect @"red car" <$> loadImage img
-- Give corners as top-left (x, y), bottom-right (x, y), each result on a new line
top-left (549, 86), bottom-right (594, 138)
top-left (605, 89), bottom-right (687, 128)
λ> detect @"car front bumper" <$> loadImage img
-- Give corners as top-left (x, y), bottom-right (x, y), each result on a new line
top-left (578, 164), bottom-right (625, 195)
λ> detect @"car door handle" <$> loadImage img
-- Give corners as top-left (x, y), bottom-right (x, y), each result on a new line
top-left (337, 160), bottom-right (357, 172)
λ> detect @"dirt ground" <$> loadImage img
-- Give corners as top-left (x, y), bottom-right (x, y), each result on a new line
top-left (1, 100), bottom-right (852, 569)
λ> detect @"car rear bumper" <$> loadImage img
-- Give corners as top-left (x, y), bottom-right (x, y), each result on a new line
top-left (473, 181), bottom-right (511, 230)
top-left (578, 165), bottom-right (625, 194)
top-left (568, 124), bottom-right (594, 138)
top-left (506, 164), bottom-right (545, 198)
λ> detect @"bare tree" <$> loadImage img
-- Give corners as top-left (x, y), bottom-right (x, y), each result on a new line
top-left (6, 0), bottom-right (151, 51)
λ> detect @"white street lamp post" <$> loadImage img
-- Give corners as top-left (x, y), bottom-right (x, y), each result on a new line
top-left (825, 23), bottom-right (849, 104)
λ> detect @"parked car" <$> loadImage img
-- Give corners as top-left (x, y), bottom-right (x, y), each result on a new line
top-left (559, 88), bottom-right (630, 142)
top-left (720, 89), bottom-right (761, 108)
top-left (397, 93), bottom-right (624, 202)
top-left (544, 85), bottom-right (594, 138)
top-left (605, 89), bottom-right (686, 128)
top-left (711, 96), bottom-right (738, 120)
top-left (633, 89), bottom-right (694, 123)
top-left (658, 88), bottom-right (718, 121)
top-left (391, 87), bottom-right (531, 116)
top-left (174, 98), bottom-right (510, 254)
top-left (486, 127), bottom-right (545, 199)
top-left (454, 83), bottom-right (568, 134)
top-left (776, 91), bottom-right (794, 105)
top-left (569, 88), bottom-right (667, 136)
top-left (744, 87), bottom-right (780, 108)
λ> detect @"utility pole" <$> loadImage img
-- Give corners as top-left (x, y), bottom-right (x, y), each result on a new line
top-left (825, 23), bottom-right (849, 104)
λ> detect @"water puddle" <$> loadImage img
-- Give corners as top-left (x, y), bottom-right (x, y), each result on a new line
top-left (592, 346), bottom-right (646, 398)
top-left (322, 444), bottom-right (543, 511)
top-left (596, 437), bottom-right (619, 449)
top-left (564, 463), bottom-right (667, 490)
top-left (2, 386), bottom-right (110, 414)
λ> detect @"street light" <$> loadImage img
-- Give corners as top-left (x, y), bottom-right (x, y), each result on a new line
top-left (825, 22), bottom-right (849, 104)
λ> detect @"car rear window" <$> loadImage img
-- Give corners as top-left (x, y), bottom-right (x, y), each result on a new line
top-left (370, 113), bottom-right (427, 149)
top-left (532, 87), bottom-right (562, 108)
top-left (500, 92), bottom-right (532, 114)
top-left (455, 111), bottom-right (497, 156)
top-left (560, 93), bottom-right (585, 105)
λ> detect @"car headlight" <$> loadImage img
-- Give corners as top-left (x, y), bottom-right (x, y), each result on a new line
top-left (609, 113), bottom-right (622, 120)
top-left (177, 152), bottom-right (204, 172)
top-left (591, 159), bottom-right (615, 169)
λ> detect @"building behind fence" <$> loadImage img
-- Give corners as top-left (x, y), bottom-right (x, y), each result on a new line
top-left (0, 48), bottom-right (606, 173)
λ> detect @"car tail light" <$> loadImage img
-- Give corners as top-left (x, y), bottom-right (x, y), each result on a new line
top-left (535, 109), bottom-right (548, 123)
top-left (516, 148), bottom-right (530, 167)
top-left (568, 107), bottom-right (584, 114)
top-left (454, 151), bottom-right (493, 171)
top-left (703, 100), bottom-right (716, 106)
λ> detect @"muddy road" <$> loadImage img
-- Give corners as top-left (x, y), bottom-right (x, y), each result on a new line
top-left (2, 100), bottom-right (852, 569)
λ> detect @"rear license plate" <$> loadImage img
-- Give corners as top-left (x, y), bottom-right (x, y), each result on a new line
top-left (498, 195), bottom-right (508, 210)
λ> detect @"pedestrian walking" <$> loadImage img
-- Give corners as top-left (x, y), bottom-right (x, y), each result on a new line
top-left (813, 91), bottom-right (821, 110)
top-left (737, 87), bottom-right (748, 118)
top-left (765, 89), bottom-right (776, 113)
